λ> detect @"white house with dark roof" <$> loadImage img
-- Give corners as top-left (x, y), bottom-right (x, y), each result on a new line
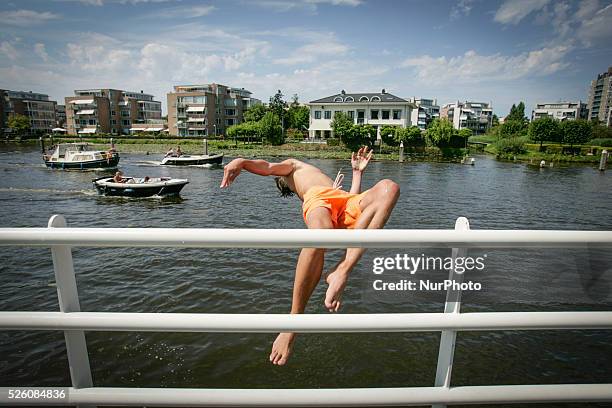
top-left (307, 89), bottom-right (415, 139)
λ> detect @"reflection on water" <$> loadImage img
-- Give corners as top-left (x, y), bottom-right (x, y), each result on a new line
top-left (1, 144), bottom-right (611, 401)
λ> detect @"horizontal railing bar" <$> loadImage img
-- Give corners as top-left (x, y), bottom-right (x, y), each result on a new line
top-left (1, 311), bottom-right (611, 332)
top-left (0, 228), bottom-right (612, 248)
top-left (2, 384), bottom-right (612, 406)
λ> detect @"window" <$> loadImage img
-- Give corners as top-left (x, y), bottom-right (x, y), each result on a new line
top-left (226, 118), bottom-right (235, 126)
top-left (393, 110), bottom-right (401, 120)
top-left (111, 119), bottom-right (117, 125)
top-left (345, 96), bottom-right (354, 102)
top-left (122, 119), bottom-right (130, 126)
top-left (347, 111), bottom-right (354, 119)
top-left (88, 119), bottom-right (96, 126)
top-left (315, 110), bottom-right (322, 119)
top-left (371, 96), bottom-right (381, 102)
top-left (324, 110), bottom-right (331, 119)
top-left (359, 96), bottom-right (369, 102)
top-left (225, 109), bottom-right (236, 116)
top-left (371, 110), bottom-right (379, 120)
top-left (382, 110), bottom-right (390, 120)
top-left (121, 110), bottom-right (130, 117)
top-left (111, 110), bottom-right (116, 116)
top-left (333, 97), bottom-right (343, 102)
top-left (80, 120), bottom-right (87, 125)
top-left (111, 128), bottom-right (117, 134)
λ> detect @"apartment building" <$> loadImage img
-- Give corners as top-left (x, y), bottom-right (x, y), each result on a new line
top-left (55, 105), bottom-right (66, 128)
top-left (65, 88), bottom-right (162, 135)
top-left (1, 89), bottom-right (57, 134)
top-left (408, 97), bottom-right (439, 130)
top-left (587, 66), bottom-right (612, 126)
top-left (307, 89), bottom-right (415, 139)
top-left (531, 101), bottom-right (588, 121)
top-left (167, 83), bottom-right (261, 137)
top-left (440, 101), bottom-right (493, 134)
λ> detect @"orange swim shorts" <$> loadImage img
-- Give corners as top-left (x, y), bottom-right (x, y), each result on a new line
top-left (302, 186), bottom-right (368, 229)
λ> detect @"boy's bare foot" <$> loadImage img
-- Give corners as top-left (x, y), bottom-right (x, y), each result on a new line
top-left (269, 332), bottom-right (296, 365)
top-left (325, 269), bottom-right (349, 312)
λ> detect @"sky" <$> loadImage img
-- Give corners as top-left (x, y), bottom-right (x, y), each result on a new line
top-left (0, 0), bottom-right (611, 117)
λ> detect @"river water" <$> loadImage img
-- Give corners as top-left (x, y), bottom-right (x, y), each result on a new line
top-left (1, 145), bottom-right (611, 407)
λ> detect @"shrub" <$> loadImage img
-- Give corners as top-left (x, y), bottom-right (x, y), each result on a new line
top-left (326, 138), bottom-right (341, 146)
top-left (495, 136), bottom-right (527, 154)
top-left (590, 138), bottom-right (612, 147)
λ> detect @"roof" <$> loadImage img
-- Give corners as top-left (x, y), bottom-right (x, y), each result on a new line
top-left (310, 91), bottom-right (408, 104)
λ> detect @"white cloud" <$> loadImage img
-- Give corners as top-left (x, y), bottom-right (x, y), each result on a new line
top-left (577, 3), bottom-right (612, 46)
top-left (0, 41), bottom-right (18, 60)
top-left (450, 0), bottom-right (474, 20)
top-left (247, 0), bottom-right (361, 13)
top-left (273, 41), bottom-right (349, 65)
top-left (400, 46), bottom-right (571, 84)
top-left (58, 0), bottom-right (178, 5)
top-left (494, 0), bottom-right (550, 24)
top-left (34, 43), bottom-right (49, 62)
top-left (147, 4), bottom-right (215, 18)
top-left (0, 9), bottom-right (60, 26)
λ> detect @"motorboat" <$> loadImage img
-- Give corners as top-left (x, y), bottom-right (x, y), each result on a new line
top-left (44, 143), bottom-right (119, 170)
top-left (160, 152), bottom-right (224, 166)
top-left (93, 176), bottom-right (189, 197)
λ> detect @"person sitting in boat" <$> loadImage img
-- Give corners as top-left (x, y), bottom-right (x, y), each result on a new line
top-left (113, 171), bottom-right (125, 183)
top-left (165, 148), bottom-right (176, 158)
top-left (176, 146), bottom-right (183, 157)
top-left (139, 176), bottom-right (151, 183)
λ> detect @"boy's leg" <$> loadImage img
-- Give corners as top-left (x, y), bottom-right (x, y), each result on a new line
top-left (270, 207), bottom-right (333, 365)
top-left (325, 179), bottom-right (400, 312)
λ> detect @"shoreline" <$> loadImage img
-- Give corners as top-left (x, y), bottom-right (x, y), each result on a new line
top-left (3, 138), bottom-right (606, 166)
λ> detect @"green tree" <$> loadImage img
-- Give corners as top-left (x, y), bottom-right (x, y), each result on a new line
top-left (243, 104), bottom-right (267, 122)
top-left (331, 111), bottom-right (354, 140)
top-left (426, 118), bottom-right (455, 147)
top-left (498, 119), bottom-right (527, 139)
top-left (288, 105), bottom-right (309, 130)
top-left (379, 125), bottom-right (398, 146)
top-left (226, 121), bottom-right (261, 143)
top-left (259, 112), bottom-right (284, 145)
top-left (395, 126), bottom-right (424, 147)
top-left (269, 90), bottom-right (287, 129)
top-left (506, 102), bottom-right (526, 122)
top-left (7, 114), bottom-right (31, 135)
top-left (528, 117), bottom-right (560, 148)
top-left (492, 114), bottom-right (499, 126)
top-left (560, 120), bottom-right (592, 148)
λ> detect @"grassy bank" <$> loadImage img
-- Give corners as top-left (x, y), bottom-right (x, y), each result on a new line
top-left (474, 136), bottom-right (606, 164)
top-left (31, 137), bottom-right (471, 162)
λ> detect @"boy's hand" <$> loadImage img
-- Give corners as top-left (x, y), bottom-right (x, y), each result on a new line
top-left (351, 146), bottom-right (373, 172)
top-left (220, 158), bottom-right (243, 188)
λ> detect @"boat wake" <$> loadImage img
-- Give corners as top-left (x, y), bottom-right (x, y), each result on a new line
top-left (0, 187), bottom-right (98, 196)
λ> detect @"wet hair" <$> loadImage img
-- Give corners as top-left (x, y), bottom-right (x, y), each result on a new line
top-left (275, 176), bottom-right (295, 198)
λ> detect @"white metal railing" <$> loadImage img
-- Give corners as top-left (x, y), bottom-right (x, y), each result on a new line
top-left (0, 214), bottom-right (611, 407)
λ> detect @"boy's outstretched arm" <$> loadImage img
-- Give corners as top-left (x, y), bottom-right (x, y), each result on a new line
top-left (220, 158), bottom-right (294, 188)
top-left (349, 146), bottom-right (373, 194)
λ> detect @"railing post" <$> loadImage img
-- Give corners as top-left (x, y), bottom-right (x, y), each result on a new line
top-left (48, 215), bottom-right (93, 401)
top-left (432, 216), bottom-right (470, 408)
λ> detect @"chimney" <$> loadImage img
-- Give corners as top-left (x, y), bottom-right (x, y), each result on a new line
top-left (341, 89), bottom-right (346, 95)
top-left (381, 89), bottom-right (386, 94)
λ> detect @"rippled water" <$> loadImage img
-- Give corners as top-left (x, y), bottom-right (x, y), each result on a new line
top-left (1, 144), bottom-right (611, 406)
